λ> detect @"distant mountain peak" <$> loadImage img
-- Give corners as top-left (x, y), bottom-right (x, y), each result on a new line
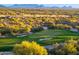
top-left (0, 5), bottom-right (6, 8)
top-left (0, 4), bottom-right (74, 8)
top-left (9, 4), bottom-right (44, 8)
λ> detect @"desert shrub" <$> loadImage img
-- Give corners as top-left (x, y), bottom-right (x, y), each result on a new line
top-left (64, 39), bottom-right (77, 55)
top-left (0, 45), bottom-right (13, 51)
top-left (50, 43), bottom-right (66, 55)
top-left (31, 27), bottom-right (43, 33)
top-left (64, 43), bottom-right (77, 55)
top-left (50, 39), bottom-right (78, 55)
top-left (13, 41), bottom-right (48, 55)
top-left (55, 24), bottom-right (71, 30)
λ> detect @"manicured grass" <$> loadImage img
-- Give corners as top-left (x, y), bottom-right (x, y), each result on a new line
top-left (0, 29), bottom-right (79, 51)
top-left (28, 30), bottom-right (79, 38)
top-left (27, 29), bottom-right (79, 45)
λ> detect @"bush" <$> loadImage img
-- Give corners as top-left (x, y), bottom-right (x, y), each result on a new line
top-left (50, 39), bottom-right (78, 55)
top-left (0, 45), bottom-right (13, 51)
top-left (50, 43), bottom-right (66, 55)
top-left (13, 41), bottom-right (48, 55)
top-left (31, 27), bottom-right (43, 33)
top-left (64, 43), bottom-right (77, 55)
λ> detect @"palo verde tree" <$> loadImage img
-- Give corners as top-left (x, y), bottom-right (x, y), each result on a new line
top-left (13, 41), bottom-right (48, 55)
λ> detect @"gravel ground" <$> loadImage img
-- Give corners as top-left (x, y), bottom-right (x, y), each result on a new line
top-left (0, 52), bottom-right (14, 55)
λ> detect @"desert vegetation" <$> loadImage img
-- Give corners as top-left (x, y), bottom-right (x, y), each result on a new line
top-left (0, 8), bottom-right (79, 55)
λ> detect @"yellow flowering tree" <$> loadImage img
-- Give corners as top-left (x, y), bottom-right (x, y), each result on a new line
top-left (64, 39), bottom-right (77, 54)
top-left (50, 39), bottom-right (78, 55)
top-left (13, 41), bottom-right (48, 55)
top-left (24, 25), bottom-right (32, 32)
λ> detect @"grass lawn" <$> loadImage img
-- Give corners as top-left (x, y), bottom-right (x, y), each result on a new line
top-left (27, 29), bottom-right (79, 45)
top-left (0, 29), bottom-right (79, 51)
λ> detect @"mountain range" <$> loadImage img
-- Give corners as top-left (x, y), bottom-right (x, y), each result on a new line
top-left (0, 4), bottom-right (73, 8)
